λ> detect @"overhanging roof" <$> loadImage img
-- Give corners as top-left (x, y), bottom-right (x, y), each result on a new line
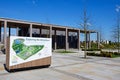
top-left (0, 18), bottom-right (97, 33)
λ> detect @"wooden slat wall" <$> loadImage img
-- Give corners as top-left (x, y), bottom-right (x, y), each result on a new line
top-left (9, 57), bottom-right (51, 70)
top-left (6, 37), bottom-right (10, 70)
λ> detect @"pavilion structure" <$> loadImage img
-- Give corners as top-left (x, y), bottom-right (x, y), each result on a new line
top-left (0, 18), bottom-right (100, 50)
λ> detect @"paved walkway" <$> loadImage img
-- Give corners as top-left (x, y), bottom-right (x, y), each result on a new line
top-left (0, 51), bottom-right (120, 80)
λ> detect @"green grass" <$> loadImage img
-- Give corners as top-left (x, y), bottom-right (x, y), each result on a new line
top-left (82, 48), bottom-right (101, 51)
top-left (56, 50), bottom-right (76, 54)
top-left (111, 54), bottom-right (120, 58)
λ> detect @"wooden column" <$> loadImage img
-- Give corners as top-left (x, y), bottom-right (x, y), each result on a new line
top-left (30, 24), bottom-right (32, 37)
top-left (4, 20), bottom-right (7, 48)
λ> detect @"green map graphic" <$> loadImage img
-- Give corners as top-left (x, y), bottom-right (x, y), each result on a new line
top-left (12, 38), bottom-right (44, 60)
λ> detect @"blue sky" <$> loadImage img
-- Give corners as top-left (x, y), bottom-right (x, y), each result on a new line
top-left (0, 0), bottom-right (120, 41)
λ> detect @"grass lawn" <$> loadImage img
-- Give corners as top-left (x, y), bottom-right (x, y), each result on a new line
top-left (55, 50), bottom-right (76, 54)
top-left (111, 54), bottom-right (120, 58)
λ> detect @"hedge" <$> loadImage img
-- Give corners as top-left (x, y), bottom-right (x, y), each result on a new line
top-left (87, 51), bottom-right (120, 58)
top-left (82, 49), bottom-right (101, 51)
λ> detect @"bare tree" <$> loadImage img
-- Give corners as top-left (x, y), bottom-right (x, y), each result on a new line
top-left (99, 26), bottom-right (104, 43)
top-left (113, 5), bottom-right (120, 53)
top-left (116, 5), bottom-right (120, 53)
top-left (80, 9), bottom-right (91, 58)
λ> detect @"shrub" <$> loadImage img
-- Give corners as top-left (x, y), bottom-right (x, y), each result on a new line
top-left (87, 52), bottom-right (101, 56)
top-left (0, 44), bottom-right (4, 50)
top-left (87, 51), bottom-right (120, 58)
top-left (100, 51), bottom-right (120, 58)
top-left (82, 49), bottom-right (101, 51)
top-left (114, 52), bottom-right (119, 55)
top-left (100, 51), bottom-right (111, 57)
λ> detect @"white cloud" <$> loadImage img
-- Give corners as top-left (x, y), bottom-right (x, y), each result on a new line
top-left (116, 5), bottom-right (120, 12)
top-left (32, 0), bottom-right (36, 5)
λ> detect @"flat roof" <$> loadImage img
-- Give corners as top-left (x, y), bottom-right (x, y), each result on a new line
top-left (0, 18), bottom-right (97, 33)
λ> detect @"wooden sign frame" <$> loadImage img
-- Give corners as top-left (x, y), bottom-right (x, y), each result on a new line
top-left (6, 36), bottom-right (52, 71)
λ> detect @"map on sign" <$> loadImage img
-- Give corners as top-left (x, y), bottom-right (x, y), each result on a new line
top-left (12, 39), bottom-right (44, 60)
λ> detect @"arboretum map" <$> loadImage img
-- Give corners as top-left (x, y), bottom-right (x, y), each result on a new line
top-left (12, 39), bottom-right (44, 60)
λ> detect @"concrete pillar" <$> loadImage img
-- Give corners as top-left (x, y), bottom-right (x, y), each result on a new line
top-left (86, 32), bottom-right (91, 49)
top-left (0, 26), bottom-right (1, 42)
top-left (86, 33), bottom-right (88, 49)
top-left (9, 27), bottom-right (10, 36)
top-left (88, 31), bottom-right (91, 49)
top-left (49, 26), bottom-right (52, 38)
top-left (97, 32), bottom-right (100, 49)
top-left (65, 28), bottom-right (68, 50)
top-left (16, 27), bottom-right (19, 36)
top-left (30, 24), bottom-right (32, 37)
top-left (4, 20), bottom-right (7, 48)
top-left (78, 30), bottom-right (80, 50)
top-left (40, 28), bottom-right (41, 37)
top-left (54, 30), bottom-right (57, 50)
top-left (68, 31), bottom-right (69, 49)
